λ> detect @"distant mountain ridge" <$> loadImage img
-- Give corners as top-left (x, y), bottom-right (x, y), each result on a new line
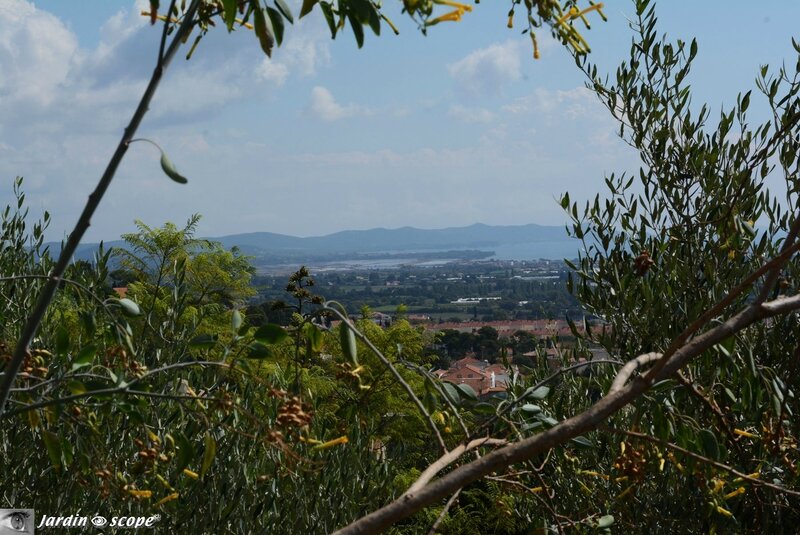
top-left (214, 223), bottom-right (568, 253)
top-left (52, 223), bottom-right (578, 265)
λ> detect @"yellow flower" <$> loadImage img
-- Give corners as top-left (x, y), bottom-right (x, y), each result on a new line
top-left (433, 0), bottom-right (473, 12)
top-left (128, 489), bottom-right (152, 499)
top-left (155, 492), bottom-right (180, 507)
top-left (716, 506), bottom-right (733, 518)
top-left (616, 484), bottom-right (634, 500)
top-left (426, 10), bottom-right (464, 26)
top-left (733, 428), bottom-right (758, 438)
top-left (724, 487), bottom-right (746, 500)
top-left (555, 3), bottom-right (605, 26)
top-left (312, 436), bottom-right (349, 450)
top-left (183, 468), bottom-right (199, 479)
top-left (156, 474), bottom-right (174, 491)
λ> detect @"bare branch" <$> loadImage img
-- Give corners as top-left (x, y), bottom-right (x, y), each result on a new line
top-left (404, 437), bottom-right (507, 496)
top-left (608, 352), bottom-right (661, 394)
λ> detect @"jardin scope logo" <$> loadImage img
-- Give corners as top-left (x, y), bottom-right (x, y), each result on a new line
top-left (0, 509), bottom-right (161, 532)
top-left (0, 510), bottom-right (34, 534)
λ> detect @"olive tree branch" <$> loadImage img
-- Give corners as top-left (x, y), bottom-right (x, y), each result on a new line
top-left (608, 352), bottom-right (661, 394)
top-left (476, 358), bottom-right (623, 437)
top-left (642, 239), bottom-right (800, 385)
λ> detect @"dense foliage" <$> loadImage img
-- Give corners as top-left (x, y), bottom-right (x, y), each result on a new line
top-left (3, 1), bottom-right (800, 533)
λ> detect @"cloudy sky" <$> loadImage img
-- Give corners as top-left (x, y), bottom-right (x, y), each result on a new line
top-left (1, 0), bottom-right (799, 242)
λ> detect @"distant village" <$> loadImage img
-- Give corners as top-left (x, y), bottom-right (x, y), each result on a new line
top-left (349, 311), bottom-right (608, 399)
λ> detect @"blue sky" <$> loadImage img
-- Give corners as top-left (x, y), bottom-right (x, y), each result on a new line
top-left (1, 0), bottom-right (799, 242)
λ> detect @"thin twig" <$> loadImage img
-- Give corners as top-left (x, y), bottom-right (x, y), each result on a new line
top-left (426, 488), bottom-right (460, 535)
top-left (2, 360), bottom-right (237, 418)
top-left (322, 303), bottom-right (448, 454)
top-left (603, 426), bottom-right (800, 497)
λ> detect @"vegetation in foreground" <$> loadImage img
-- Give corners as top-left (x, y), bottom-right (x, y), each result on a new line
top-left (2, 1), bottom-right (800, 533)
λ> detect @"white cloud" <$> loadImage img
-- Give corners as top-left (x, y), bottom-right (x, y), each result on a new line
top-left (255, 24), bottom-right (331, 85)
top-left (447, 105), bottom-right (495, 123)
top-left (448, 41), bottom-right (522, 96)
top-left (308, 86), bottom-right (368, 121)
top-left (0, 0), bottom-right (78, 106)
top-left (502, 87), bottom-right (601, 120)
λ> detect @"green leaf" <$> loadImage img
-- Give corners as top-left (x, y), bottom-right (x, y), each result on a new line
top-left (254, 324), bottom-right (288, 345)
top-left (253, 7), bottom-right (274, 57)
top-left (596, 515), bottom-right (614, 528)
top-left (571, 435), bottom-right (593, 448)
top-left (304, 323), bottom-right (324, 353)
top-left (201, 432), bottom-right (217, 478)
top-left (367, 6), bottom-right (380, 36)
top-left (55, 326), bottom-right (70, 355)
top-left (274, 0), bottom-right (294, 23)
top-left (717, 336), bottom-right (735, 358)
top-left (160, 150), bottom-right (188, 184)
top-left (231, 309), bottom-right (243, 332)
top-left (71, 344), bottom-right (97, 371)
top-left (319, 2), bottom-right (336, 38)
top-left (441, 382), bottom-right (461, 405)
top-left (455, 383), bottom-right (477, 400)
top-left (538, 414), bottom-right (558, 426)
top-left (247, 343), bottom-right (273, 359)
top-left (528, 386), bottom-right (550, 400)
top-left (266, 6), bottom-right (284, 46)
top-left (698, 428), bottom-right (720, 460)
top-left (340, 323), bottom-right (358, 366)
top-left (67, 380), bottom-right (87, 395)
top-left (120, 298), bottom-right (141, 316)
top-left (79, 311), bottom-right (97, 337)
top-left (108, 297), bottom-right (141, 316)
top-left (300, 0), bottom-right (319, 18)
top-left (222, 0), bottom-right (237, 30)
top-left (348, 13), bottom-right (364, 48)
top-left (521, 403), bottom-right (541, 414)
top-left (174, 432), bottom-right (194, 473)
top-left (472, 402), bottom-right (496, 415)
top-left (43, 430), bottom-right (62, 470)
top-left (189, 334), bottom-right (218, 349)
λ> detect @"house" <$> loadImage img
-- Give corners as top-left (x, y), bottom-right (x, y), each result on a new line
top-left (435, 356), bottom-right (516, 398)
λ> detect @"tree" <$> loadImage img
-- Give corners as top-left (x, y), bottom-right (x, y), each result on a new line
top-left (333, 2), bottom-right (800, 532)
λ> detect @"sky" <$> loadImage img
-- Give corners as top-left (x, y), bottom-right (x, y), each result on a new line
top-left (1, 0), bottom-right (799, 242)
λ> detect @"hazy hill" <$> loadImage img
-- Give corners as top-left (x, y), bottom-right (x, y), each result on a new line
top-left (52, 223), bottom-right (578, 266)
